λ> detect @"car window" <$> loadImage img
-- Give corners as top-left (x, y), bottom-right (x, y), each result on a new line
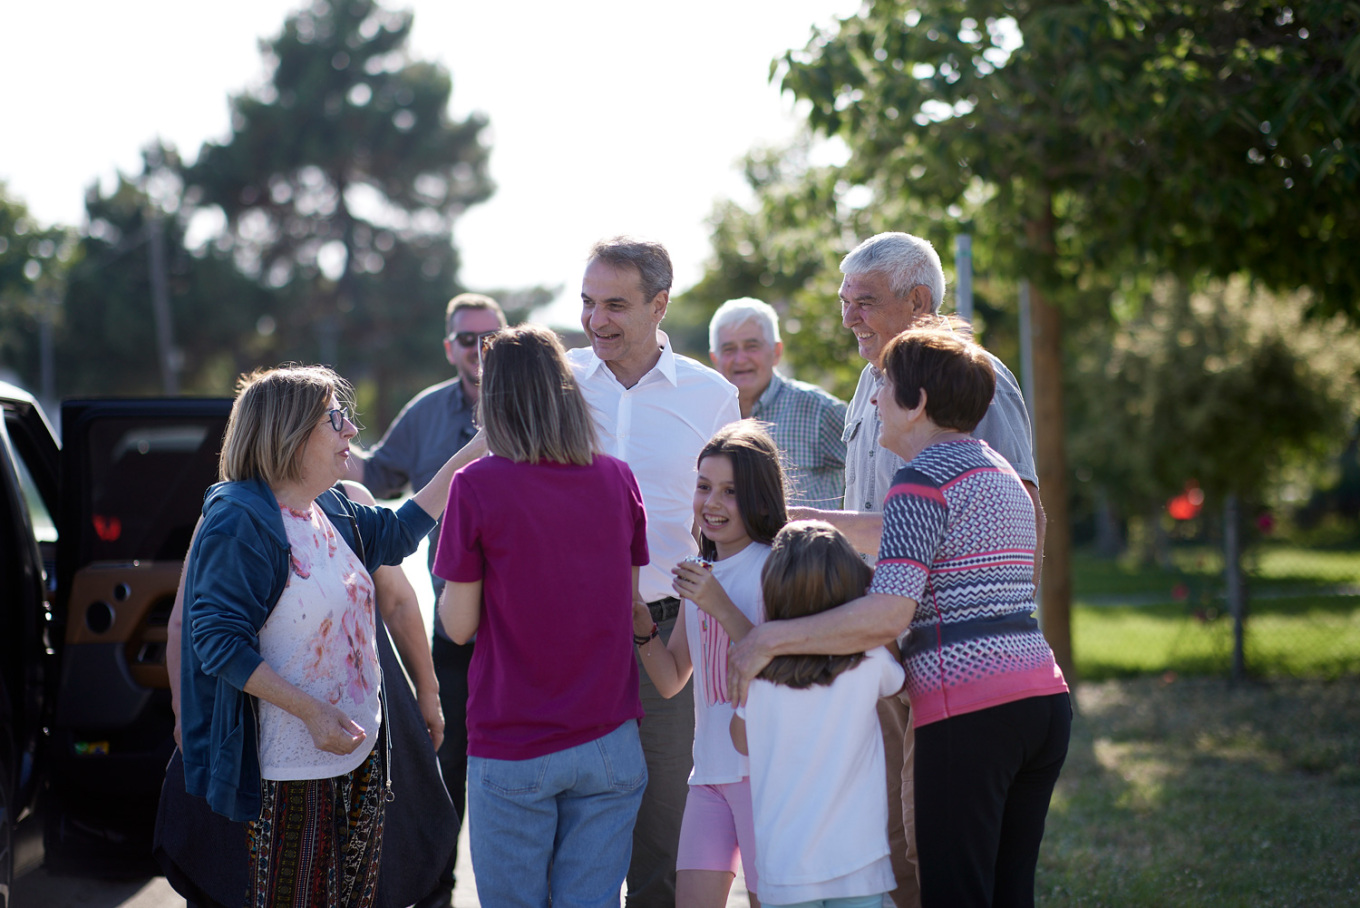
top-left (78, 417), bottom-right (225, 564)
top-left (12, 449), bottom-right (56, 544)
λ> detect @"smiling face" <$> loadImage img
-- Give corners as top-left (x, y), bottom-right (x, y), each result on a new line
top-left (296, 394), bottom-right (358, 493)
top-left (711, 319), bottom-right (782, 403)
top-left (840, 271), bottom-right (931, 365)
top-left (693, 454), bottom-right (752, 560)
top-left (581, 258), bottom-right (667, 386)
top-left (444, 307), bottom-right (505, 390)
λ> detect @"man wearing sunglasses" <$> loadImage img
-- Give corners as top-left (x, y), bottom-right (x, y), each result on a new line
top-left (348, 291), bottom-right (506, 908)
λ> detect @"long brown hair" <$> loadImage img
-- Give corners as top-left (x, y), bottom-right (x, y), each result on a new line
top-left (757, 521), bottom-right (872, 688)
top-left (478, 325), bottom-right (598, 465)
top-left (695, 421), bottom-right (788, 560)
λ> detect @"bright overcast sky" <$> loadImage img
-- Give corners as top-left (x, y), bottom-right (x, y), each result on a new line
top-left (3, 0), bottom-right (859, 326)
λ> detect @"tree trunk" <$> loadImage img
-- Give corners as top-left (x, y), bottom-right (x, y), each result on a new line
top-left (1030, 278), bottom-right (1074, 679)
top-left (1224, 494), bottom-right (1246, 682)
top-left (1027, 197), bottom-right (1074, 680)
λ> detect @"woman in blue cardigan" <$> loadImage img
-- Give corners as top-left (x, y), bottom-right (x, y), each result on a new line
top-left (178, 364), bottom-right (468, 908)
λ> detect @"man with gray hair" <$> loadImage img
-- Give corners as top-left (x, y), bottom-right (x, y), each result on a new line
top-left (708, 297), bottom-right (847, 508)
top-left (570, 236), bottom-right (741, 907)
top-left (784, 231), bottom-right (1043, 908)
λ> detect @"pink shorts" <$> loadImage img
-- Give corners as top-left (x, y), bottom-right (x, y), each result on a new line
top-left (675, 779), bottom-right (759, 895)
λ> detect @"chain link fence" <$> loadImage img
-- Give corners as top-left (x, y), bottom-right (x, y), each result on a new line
top-left (1069, 497), bottom-right (1360, 681)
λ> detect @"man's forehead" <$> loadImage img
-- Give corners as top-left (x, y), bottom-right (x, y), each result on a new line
top-left (717, 320), bottom-right (768, 346)
top-left (452, 308), bottom-right (502, 330)
top-left (840, 270), bottom-right (895, 297)
top-left (582, 259), bottom-right (645, 299)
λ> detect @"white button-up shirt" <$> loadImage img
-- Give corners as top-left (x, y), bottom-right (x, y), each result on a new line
top-left (568, 331), bottom-right (741, 602)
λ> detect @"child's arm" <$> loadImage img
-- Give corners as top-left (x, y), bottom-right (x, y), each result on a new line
top-left (729, 713), bottom-right (748, 756)
top-left (673, 560), bottom-right (755, 642)
top-left (633, 570), bottom-right (694, 698)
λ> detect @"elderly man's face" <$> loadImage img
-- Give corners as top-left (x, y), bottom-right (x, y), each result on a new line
top-left (711, 319), bottom-right (782, 399)
top-left (839, 271), bottom-right (931, 365)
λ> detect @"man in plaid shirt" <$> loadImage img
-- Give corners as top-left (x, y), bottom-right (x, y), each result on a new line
top-left (708, 297), bottom-right (848, 508)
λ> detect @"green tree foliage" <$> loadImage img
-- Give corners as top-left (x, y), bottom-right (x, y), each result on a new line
top-left (684, 142), bottom-right (864, 391)
top-left (1069, 277), bottom-right (1360, 526)
top-left (57, 145), bottom-right (278, 397)
top-left (687, 139), bottom-right (1027, 396)
top-left (0, 185), bottom-right (72, 394)
top-left (778, 0), bottom-right (1360, 311)
top-left (187, 0), bottom-right (493, 425)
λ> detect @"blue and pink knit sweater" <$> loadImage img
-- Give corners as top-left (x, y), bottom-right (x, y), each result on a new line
top-left (869, 438), bottom-right (1068, 727)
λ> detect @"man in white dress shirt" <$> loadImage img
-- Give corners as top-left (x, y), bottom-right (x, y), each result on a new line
top-left (567, 236), bottom-right (740, 907)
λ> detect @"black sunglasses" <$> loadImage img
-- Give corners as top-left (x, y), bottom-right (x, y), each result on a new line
top-left (451, 329), bottom-right (500, 348)
top-left (325, 407), bottom-right (351, 432)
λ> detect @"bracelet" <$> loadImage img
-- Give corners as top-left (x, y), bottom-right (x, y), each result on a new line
top-left (634, 623), bottom-right (660, 646)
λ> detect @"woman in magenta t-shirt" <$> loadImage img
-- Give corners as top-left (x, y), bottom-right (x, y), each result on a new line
top-left (433, 325), bottom-right (649, 907)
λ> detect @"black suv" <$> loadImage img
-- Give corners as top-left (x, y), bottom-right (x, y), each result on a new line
top-left (0, 382), bottom-right (230, 905)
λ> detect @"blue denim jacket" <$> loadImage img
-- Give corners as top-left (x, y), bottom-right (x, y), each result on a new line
top-left (179, 477), bottom-right (435, 821)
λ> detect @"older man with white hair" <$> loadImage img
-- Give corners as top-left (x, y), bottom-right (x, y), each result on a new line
top-left (757, 231), bottom-right (1043, 908)
top-left (708, 297), bottom-right (848, 508)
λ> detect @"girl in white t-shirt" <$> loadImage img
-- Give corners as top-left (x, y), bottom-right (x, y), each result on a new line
top-left (732, 521), bottom-right (906, 908)
top-left (632, 422), bottom-right (789, 908)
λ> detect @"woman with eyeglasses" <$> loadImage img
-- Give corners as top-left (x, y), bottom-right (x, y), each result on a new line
top-left (434, 324), bottom-right (650, 907)
top-left (176, 364), bottom-right (472, 908)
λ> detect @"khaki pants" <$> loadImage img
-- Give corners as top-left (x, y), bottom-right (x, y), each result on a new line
top-left (877, 693), bottom-right (919, 908)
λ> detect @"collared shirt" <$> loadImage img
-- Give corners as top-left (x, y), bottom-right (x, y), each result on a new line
top-left (842, 351), bottom-right (1037, 553)
top-left (568, 331), bottom-right (741, 603)
top-left (360, 377), bottom-right (479, 498)
top-left (750, 371), bottom-right (848, 509)
top-left (356, 377), bottom-right (478, 628)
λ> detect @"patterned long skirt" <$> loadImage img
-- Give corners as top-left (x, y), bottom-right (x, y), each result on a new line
top-left (245, 744), bottom-right (387, 908)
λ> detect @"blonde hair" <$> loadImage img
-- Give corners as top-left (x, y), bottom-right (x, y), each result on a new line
top-left (219, 364), bottom-right (351, 485)
top-left (478, 325), bottom-right (598, 465)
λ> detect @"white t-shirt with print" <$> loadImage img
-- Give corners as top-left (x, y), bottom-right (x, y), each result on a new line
top-left (257, 505), bottom-right (382, 781)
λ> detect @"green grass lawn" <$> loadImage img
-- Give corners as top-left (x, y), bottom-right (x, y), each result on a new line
top-left (1069, 547), bottom-right (1360, 680)
top-left (1036, 549), bottom-right (1360, 904)
top-left (1038, 676), bottom-right (1360, 907)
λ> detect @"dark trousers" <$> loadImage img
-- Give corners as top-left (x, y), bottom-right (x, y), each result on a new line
top-left (419, 634), bottom-right (475, 908)
top-left (915, 693), bottom-right (1071, 908)
top-left (626, 613), bottom-right (695, 908)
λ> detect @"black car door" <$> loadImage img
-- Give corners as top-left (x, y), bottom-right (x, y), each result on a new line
top-left (44, 397), bottom-right (230, 874)
top-left (0, 387), bottom-right (62, 892)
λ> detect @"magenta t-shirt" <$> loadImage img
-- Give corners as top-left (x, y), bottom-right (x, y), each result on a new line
top-left (433, 453), bottom-right (648, 760)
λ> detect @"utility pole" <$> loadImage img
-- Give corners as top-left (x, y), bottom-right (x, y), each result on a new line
top-left (954, 234), bottom-right (973, 323)
top-left (145, 210), bottom-right (180, 395)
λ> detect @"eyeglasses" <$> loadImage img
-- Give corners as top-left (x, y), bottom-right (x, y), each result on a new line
top-left (325, 407), bottom-right (351, 432)
top-left (451, 329), bottom-right (500, 348)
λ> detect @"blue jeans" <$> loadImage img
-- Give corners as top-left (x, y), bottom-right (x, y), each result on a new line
top-left (468, 720), bottom-right (648, 908)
